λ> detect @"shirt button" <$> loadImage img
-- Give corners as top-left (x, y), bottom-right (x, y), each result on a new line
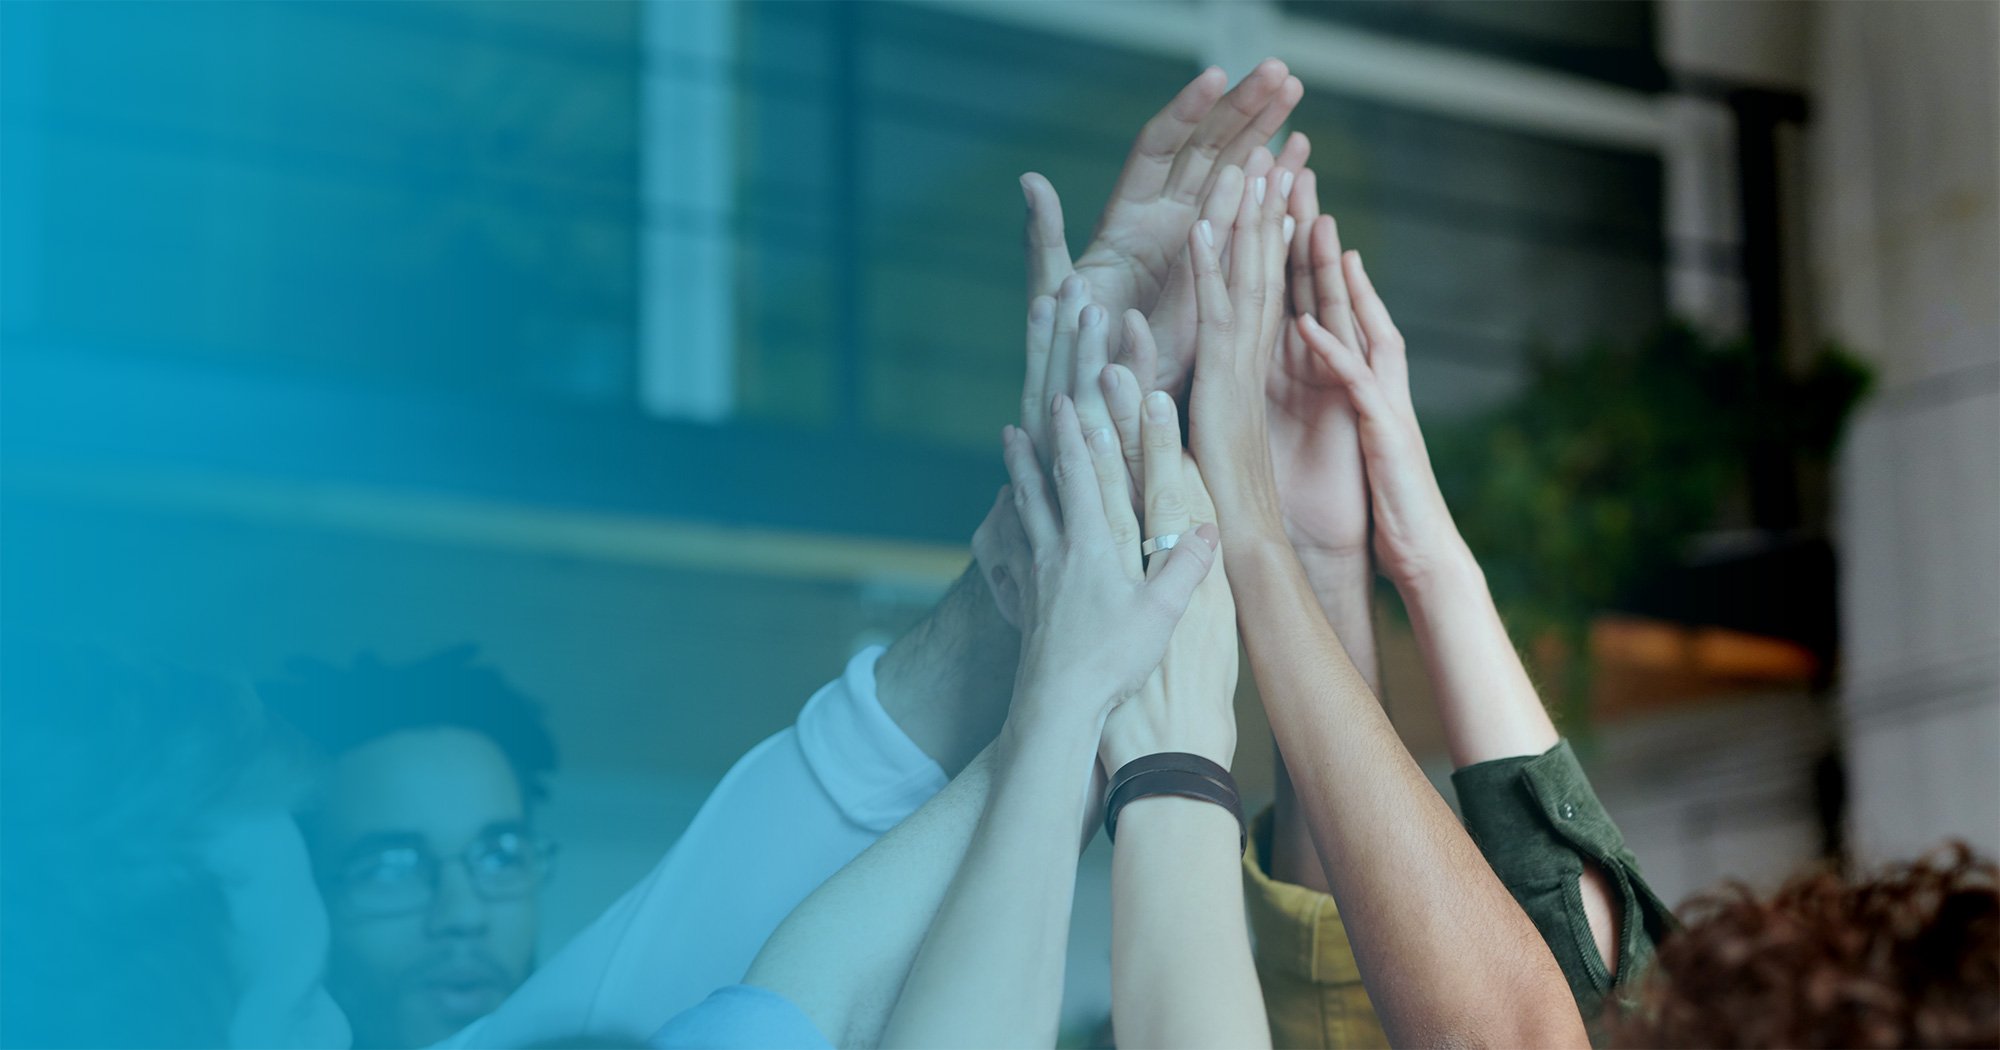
top-left (1559, 802), bottom-right (1577, 820)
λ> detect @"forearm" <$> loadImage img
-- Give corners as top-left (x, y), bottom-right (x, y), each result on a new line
top-left (744, 747), bottom-right (995, 1048)
top-left (1229, 534), bottom-right (1584, 1048)
top-left (1274, 546), bottom-right (1378, 892)
top-left (1293, 547), bottom-right (1380, 693)
top-left (876, 563), bottom-right (1022, 775)
top-left (879, 708), bottom-right (1098, 1049)
top-left (1111, 797), bottom-right (1269, 1050)
top-left (1405, 546), bottom-right (1625, 980)
top-left (1399, 542), bottom-right (1557, 768)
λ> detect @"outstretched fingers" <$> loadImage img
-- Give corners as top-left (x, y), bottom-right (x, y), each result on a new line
top-left (1256, 147), bottom-right (1290, 342)
top-left (1113, 67), bottom-right (1228, 204)
top-left (1117, 308), bottom-right (1159, 397)
top-left (1049, 395), bottom-right (1110, 543)
top-left (1086, 416), bottom-right (1145, 581)
top-left (1072, 304), bottom-right (1114, 433)
top-left (1041, 275), bottom-right (1092, 462)
top-left (1196, 70), bottom-right (1303, 204)
top-left (1109, 312), bottom-right (1156, 496)
top-left (1297, 313), bottom-right (1398, 429)
top-left (1229, 147), bottom-right (1275, 279)
top-left (1342, 250), bottom-right (1413, 416)
top-left (1286, 168), bottom-right (1321, 322)
top-left (1020, 295), bottom-right (1056, 449)
top-left (1002, 425), bottom-right (1060, 551)
top-left (1021, 173), bottom-right (1074, 300)
top-left (1190, 207), bottom-right (1234, 367)
top-left (1225, 157), bottom-right (1268, 340)
top-left (1162, 59), bottom-right (1288, 206)
top-left (1274, 130), bottom-right (1312, 179)
top-left (1140, 391), bottom-right (1193, 578)
top-left (1311, 216), bottom-right (1359, 349)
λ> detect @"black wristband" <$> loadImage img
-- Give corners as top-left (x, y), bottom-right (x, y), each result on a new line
top-left (1106, 751), bottom-right (1236, 802)
top-left (1104, 753), bottom-right (1247, 849)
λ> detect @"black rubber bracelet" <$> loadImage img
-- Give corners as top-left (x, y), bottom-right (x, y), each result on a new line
top-left (1106, 751), bottom-right (1236, 805)
top-left (1104, 754), bottom-right (1246, 849)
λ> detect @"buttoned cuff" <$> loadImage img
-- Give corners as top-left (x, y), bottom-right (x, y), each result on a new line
top-left (1454, 740), bottom-right (1629, 884)
top-left (795, 646), bottom-right (948, 834)
top-left (1452, 740), bottom-right (1674, 1000)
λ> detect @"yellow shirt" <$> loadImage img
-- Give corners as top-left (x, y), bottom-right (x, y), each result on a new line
top-left (1241, 809), bottom-right (1390, 1050)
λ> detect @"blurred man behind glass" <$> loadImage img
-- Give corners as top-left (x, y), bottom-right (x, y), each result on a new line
top-left (264, 647), bottom-right (558, 1049)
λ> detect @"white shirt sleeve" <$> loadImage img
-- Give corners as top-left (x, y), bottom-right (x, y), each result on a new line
top-left (439, 646), bottom-right (947, 1048)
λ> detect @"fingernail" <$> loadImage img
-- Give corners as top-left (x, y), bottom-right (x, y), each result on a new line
top-left (1062, 274), bottom-right (1085, 297)
top-left (1279, 170), bottom-right (1295, 200)
top-left (1081, 304), bottom-right (1103, 328)
top-left (1283, 215), bottom-right (1296, 244)
top-left (1088, 428), bottom-right (1115, 454)
top-left (1051, 392), bottom-right (1065, 415)
top-left (1197, 219), bottom-right (1214, 247)
top-left (1144, 390), bottom-right (1174, 421)
top-left (1101, 364), bottom-right (1123, 393)
top-left (1195, 523), bottom-right (1219, 548)
top-left (1352, 250), bottom-right (1366, 273)
top-left (1020, 175), bottom-right (1033, 208)
top-left (1253, 176), bottom-right (1267, 205)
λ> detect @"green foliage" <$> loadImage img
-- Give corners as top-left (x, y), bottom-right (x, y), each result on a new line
top-left (1428, 325), bottom-right (1873, 707)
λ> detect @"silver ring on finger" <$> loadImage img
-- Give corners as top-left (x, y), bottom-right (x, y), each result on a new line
top-left (1141, 533), bottom-right (1182, 559)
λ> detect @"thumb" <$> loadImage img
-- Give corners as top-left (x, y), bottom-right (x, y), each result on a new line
top-left (1022, 173), bottom-right (1074, 300)
top-left (1144, 522), bottom-right (1219, 620)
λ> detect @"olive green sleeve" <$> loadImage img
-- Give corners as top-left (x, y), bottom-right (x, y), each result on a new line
top-left (1452, 740), bottom-right (1676, 1015)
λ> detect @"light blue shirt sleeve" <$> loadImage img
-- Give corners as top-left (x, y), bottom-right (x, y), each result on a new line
top-left (649, 985), bottom-right (832, 1050)
top-left (437, 646), bottom-right (947, 1049)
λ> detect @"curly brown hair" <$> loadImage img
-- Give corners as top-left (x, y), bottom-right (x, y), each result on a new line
top-left (1611, 842), bottom-right (1999, 1049)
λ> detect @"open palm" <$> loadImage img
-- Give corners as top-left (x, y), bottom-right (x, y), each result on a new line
top-left (1022, 60), bottom-right (1303, 370)
top-left (1268, 180), bottom-right (1370, 557)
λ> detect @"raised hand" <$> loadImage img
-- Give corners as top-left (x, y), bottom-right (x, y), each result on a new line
top-left (1293, 252), bottom-right (1465, 587)
top-left (1295, 252), bottom-right (1625, 980)
top-left (1017, 276), bottom-right (1097, 458)
top-left (1148, 134), bottom-right (1310, 395)
top-left (1098, 370), bottom-right (1240, 774)
top-left (1022, 60), bottom-right (1304, 359)
top-left (1001, 395), bottom-right (1218, 716)
top-left (887, 381), bottom-right (1213, 1050)
top-left (1186, 159), bottom-right (1293, 544)
top-left (1268, 173), bottom-right (1371, 560)
top-left (983, 274), bottom-right (1097, 627)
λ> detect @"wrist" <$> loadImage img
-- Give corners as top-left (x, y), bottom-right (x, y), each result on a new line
top-left (1103, 753), bottom-right (1246, 848)
top-left (1395, 538), bottom-right (1485, 608)
top-left (874, 562), bottom-right (1024, 775)
top-left (1208, 499), bottom-right (1287, 550)
top-left (877, 563), bottom-right (1016, 693)
top-left (1004, 668), bottom-right (1113, 741)
top-left (1224, 529), bottom-right (1307, 579)
top-left (1112, 793), bottom-right (1242, 848)
top-left (1100, 733), bottom-right (1233, 777)
top-left (1292, 542), bottom-right (1373, 586)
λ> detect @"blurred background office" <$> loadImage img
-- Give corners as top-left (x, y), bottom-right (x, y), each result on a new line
top-left (3, 0), bottom-right (1994, 1040)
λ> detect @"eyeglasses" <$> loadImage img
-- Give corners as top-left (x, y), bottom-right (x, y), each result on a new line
top-left (327, 829), bottom-right (557, 917)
